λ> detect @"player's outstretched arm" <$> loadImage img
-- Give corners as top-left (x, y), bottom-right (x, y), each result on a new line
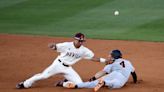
top-left (90, 57), bottom-right (105, 62)
top-left (131, 71), bottom-right (137, 83)
top-left (91, 57), bottom-right (113, 64)
top-left (89, 71), bottom-right (107, 81)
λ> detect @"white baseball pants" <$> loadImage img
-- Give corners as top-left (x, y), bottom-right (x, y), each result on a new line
top-left (23, 58), bottom-right (82, 88)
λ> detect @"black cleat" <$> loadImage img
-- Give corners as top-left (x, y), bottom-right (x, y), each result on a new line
top-left (55, 80), bottom-right (64, 87)
top-left (16, 82), bottom-right (25, 89)
top-left (54, 79), bottom-right (68, 87)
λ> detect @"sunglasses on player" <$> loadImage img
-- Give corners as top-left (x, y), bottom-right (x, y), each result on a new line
top-left (78, 40), bottom-right (86, 42)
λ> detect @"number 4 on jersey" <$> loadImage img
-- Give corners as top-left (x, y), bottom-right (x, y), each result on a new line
top-left (120, 61), bottom-right (125, 68)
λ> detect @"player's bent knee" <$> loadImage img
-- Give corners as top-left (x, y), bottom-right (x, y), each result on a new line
top-left (107, 82), bottom-right (123, 89)
top-left (112, 83), bottom-right (123, 89)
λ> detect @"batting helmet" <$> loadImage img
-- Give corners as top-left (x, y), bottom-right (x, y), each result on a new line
top-left (110, 49), bottom-right (122, 59)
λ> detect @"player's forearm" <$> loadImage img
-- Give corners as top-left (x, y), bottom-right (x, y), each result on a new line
top-left (91, 57), bottom-right (106, 63)
top-left (91, 57), bottom-right (113, 65)
top-left (90, 57), bottom-right (100, 62)
top-left (95, 71), bottom-right (107, 79)
top-left (131, 71), bottom-right (137, 83)
top-left (89, 71), bottom-right (107, 81)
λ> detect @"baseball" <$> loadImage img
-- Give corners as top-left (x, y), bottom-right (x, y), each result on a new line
top-left (114, 11), bottom-right (119, 15)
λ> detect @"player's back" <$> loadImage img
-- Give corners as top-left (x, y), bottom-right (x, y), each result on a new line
top-left (111, 58), bottom-right (135, 79)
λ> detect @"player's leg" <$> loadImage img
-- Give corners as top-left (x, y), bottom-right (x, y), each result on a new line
top-left (55, 79), bottom-right (68, 87)
top-left (93, 74), bottom-right (111, 91)
top-left (103, 71), bottom-right (126, 89)
top-left (78, 80), bottom-right (100, 88)
top-left (61, 67), bottom-right (84, 88)
top-left (63, 67), bottom-right (83, 84)
top-left (94, 71), bottom-right (125, 91)
top-left (105, 79), bottom-right (122, 88)
top-left (17, 59), bottom-right (61, 88)
top-left (94, 78), bottom-right (105, 92)
top-left (64, 80), bottom-right (100, 88)
top-left (63, 67), bottom-right (104, 89)
top-left (63, 81), bottom-right (76, 88)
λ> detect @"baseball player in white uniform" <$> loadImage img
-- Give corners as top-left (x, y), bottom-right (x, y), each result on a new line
top-left (16, 33), bottom-right (107, 89)
top-left (64, 50), bottom-right (137, 92)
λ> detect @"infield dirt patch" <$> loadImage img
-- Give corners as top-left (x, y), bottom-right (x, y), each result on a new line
top-left (0, 34), bottom-right (164, 92)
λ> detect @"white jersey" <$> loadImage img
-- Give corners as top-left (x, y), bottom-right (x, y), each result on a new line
top-left (56, 42), bottom-right (94, 65)
top-left (103, 58), bottom-right (135, 80)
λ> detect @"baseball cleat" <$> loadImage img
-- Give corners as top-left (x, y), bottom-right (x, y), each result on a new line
top-left (54, 79), bottom-right (68, 87)
top-left (54, 81), bottom-right (64, 87)
top-left (65, 82), bottom-right (75, 88)
top-left (94, 79), bottom-right (105, 92)
top-left (16, 82), bottom-right (25, 89)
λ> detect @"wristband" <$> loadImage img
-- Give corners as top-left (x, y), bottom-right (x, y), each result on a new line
top-left (100, 58), bottom-right (106, 63)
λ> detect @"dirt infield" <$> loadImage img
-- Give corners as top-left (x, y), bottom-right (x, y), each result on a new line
top-left (0, 34), bottom-right (164, 92)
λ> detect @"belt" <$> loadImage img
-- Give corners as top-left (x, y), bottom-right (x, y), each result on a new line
top-left (58, 59), bottom-right (70, 67)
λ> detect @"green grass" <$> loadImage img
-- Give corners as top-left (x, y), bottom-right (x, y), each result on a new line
top-left (0, 0), bottom-right (164, 42)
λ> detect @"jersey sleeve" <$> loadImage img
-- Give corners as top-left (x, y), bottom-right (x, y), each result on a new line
top-left (56, 42), bottom-right (68, 52)
top-left (103, 64), bottom-right (112, 73)
top-left (83, 48), bottom-right (94, 60)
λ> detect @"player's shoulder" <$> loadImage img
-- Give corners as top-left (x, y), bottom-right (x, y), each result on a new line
top-left (56, 42), bottom-right (73, 48)
top-left (116, 58), bottom-right (131, 63)
top-left (63, 41), bottom-right (72, 44)
top-left (122, 58), bottom-right (133, 66)
top-left (122, 58), bottom-right (130, 62)
top-left (80, 45), bottom-right (87, 49)
top-left (81, 46), bottom-right (92, 51)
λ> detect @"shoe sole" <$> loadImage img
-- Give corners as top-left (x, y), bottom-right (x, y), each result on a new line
top-left (16, 82), bottom-right (25, 89)
top-left (94, 79), bottom-right (104, 92)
